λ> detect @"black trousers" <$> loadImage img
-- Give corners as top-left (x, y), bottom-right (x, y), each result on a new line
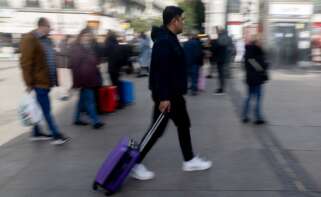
top-left (138, 95), bottom-right (194, 163)
top-left (217, 62), bottom-right (225, 91)
top-left (109, 71), bottom-right (123, 106)
top-left (109, 71), bottom-right (120, 88)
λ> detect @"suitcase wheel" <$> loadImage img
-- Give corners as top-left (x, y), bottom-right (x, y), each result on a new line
top-left (92, 182), bottom-right (98, 191)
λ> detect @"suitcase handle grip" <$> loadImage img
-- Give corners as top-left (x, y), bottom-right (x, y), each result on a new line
top-left (139, 111), bottom-right (166, 152)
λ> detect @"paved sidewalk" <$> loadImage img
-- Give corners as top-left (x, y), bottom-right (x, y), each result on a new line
top-left (0, 70), bottom-right (320, 197)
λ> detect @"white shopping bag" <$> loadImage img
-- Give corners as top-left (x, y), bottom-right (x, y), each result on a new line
top-left (57, 67), bottom-right (72, 100)
top-left (18, 92), bottom-right (42, 126)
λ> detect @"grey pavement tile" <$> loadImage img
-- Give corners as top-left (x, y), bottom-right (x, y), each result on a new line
top-left (0, 143), bottom-right (42, 187)
top-left (265, 81), bottom-right (321, 127)
top-left (114, 191), bottom-right (318, 197)
top-left (269, 126), bottom-right (321, 151)
top-left (0, 189), bottom-right (317, 197)
top-left (126, 149), bottom-right (288, 191)
top-left (0, 189), bottom-right (46, 197)
top-left (290, 151), bottom-right (321, 191)
top-left (85, 190), bottom-right (318, 197)
top-left (1, 74), bottom-right (320, 197)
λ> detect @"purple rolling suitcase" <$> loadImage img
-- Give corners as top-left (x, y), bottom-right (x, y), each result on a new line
top-left (93, 112), bottom-right (165, 195)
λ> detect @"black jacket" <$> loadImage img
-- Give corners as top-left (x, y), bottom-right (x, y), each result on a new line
top-left (149, 26), bottom-right (187, 101)
top-left (105, 37), bottom-right (132, 74)
top-left (210, 32), bottom-right (233, 64)
top-left (244, 43), bottom-right (269, 86)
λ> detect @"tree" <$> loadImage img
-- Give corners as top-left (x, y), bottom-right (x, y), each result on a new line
top-left (178, 0), bottom-right (205, 33)
top-left (130, 18), bottom-right (150, 33)
top-left (129, 17), bottom-right (162, 33)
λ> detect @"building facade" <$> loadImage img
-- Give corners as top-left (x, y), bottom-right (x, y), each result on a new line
top-left (0, 0), bottom-right (176, 58)
top-left (0, 0), bottom-right (123, 36)
top-left (203, 0), bottom-right (321, 64)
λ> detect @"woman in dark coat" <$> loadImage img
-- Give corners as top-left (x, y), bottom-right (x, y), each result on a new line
top-left (242, 35), bottom-right (269, 124)
top-left (104, 31), bottom-right (129, 108)
top-left (70, 28), bottom-right (104, 129)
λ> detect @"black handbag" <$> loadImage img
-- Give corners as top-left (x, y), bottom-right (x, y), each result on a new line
top-left (248, 59), bottom-right (269, 82)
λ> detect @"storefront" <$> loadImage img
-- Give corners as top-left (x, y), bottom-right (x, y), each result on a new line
top-left (267, 2), bottom-right (313, 65)
top-left (311, 15), bottom-right (321, 63)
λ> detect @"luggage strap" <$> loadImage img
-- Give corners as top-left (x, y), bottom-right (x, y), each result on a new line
top-left (139, 112), bottom-right (166, 152)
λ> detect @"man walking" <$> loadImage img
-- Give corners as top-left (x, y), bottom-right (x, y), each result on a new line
top-left (131, 6), bottom-right (212, 181)
top-left (20, 17), bottom-right (70, 145)
top-left (210, 27), bottom-right (233, 94)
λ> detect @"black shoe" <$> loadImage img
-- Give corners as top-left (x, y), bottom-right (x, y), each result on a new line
top-left (93, 122), bottom-right (105, 129)
top-left (206, 75), bottom-right (213, 79)
top-left (136, 73), bottom-right (148, 78)
top-left (51, 135), bottom-right (71, 145)
top-left (242, 118), bottom-right (250, 123)
top-left (254, 120), bottom-right (266, 125)
top-left (74, 120), bottom-right (89, 126)
top-left (30, 133), bottom-right (53, 141)
top-left (190, 91), bottom-right (198, 96)
top-left (214, 89), bottom-right (225, 95)
top-left (117, 103), bottom-right (125, 110)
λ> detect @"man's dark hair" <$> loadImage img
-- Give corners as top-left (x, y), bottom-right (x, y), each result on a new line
top-left (37, 17), bottom-right (48, 27)
top-left (163, 6), bottom-right (184, 26)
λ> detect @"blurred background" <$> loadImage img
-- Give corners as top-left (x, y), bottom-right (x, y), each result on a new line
top-left (0, 0), bottom-right (321, 67)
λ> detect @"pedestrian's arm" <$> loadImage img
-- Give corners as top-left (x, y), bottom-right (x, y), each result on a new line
top-left (261, 49), bottom-right (270, 70)
top-left (20, 37), bottom-right (35, 89)
top-left (154, 40), bottom-right (171, 102)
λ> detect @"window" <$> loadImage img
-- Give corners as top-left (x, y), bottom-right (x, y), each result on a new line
top-left (227, 0), bottom-right (241, 13)
top-left (63, 0), bottom-right (75, 9)
top-left (26, 0), bottom-right (40, 7)
top-left (0, 0), bottom-right (8, 7)
top-left (314, 0), bottom-right (321, 14)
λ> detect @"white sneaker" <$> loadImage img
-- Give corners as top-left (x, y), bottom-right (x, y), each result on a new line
top-left (51, 136), bottom-right (71, 145)
top-left (182, 156), bottom-right (212, 172)
top-left (29, 133), bottom-right (53, 141)
top-left (131, 164), bottom-right (155, 180)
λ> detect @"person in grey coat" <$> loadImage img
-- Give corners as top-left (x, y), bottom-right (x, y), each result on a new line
top-left (137, 32), bottom-right (151, 77)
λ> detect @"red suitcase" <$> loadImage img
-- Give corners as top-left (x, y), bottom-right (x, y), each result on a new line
top-left (98, 86), bottom-right (118, 113)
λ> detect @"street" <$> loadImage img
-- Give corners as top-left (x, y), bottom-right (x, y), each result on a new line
top-left (0, 61), bottom-right (320, 197)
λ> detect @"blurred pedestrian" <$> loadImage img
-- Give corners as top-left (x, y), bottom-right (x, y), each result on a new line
top-left (57, 35), bottom-right (73, 101)
top-left (104, 31), bottom-right (128, 108)
top-left (20, 17), bottom-right (70, 145)
top-left (70, 28), bottom-right (104, 129)
top-left (242, 35), bottom-right (269, 125)
top-left (183, 32), bottom-right (204, 95)
top-left (137, 32), bottom-right (151, 77)
top-left (210, 27), bottom-right (233, 95)
top-left (130, 6), bottom-right (212, 181)
top-left (207, 33), bottom-right (217, 79)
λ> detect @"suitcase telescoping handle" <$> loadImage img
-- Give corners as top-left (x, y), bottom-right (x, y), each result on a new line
top-left (139, 111), bottom-right (166, 152)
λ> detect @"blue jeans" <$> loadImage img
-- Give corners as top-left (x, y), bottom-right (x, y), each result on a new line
top-left (74, 88), bottom-right (100, 125)
top-left (242, 85), bottom-right (264, 121)
top-left (189, 64), bottom-right (200, 92)
top-left (33, 88), bottom-right (60, 137)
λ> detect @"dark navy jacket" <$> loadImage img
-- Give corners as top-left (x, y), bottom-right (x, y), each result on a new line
top-left (183, 38), bottom-right (204, 68)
